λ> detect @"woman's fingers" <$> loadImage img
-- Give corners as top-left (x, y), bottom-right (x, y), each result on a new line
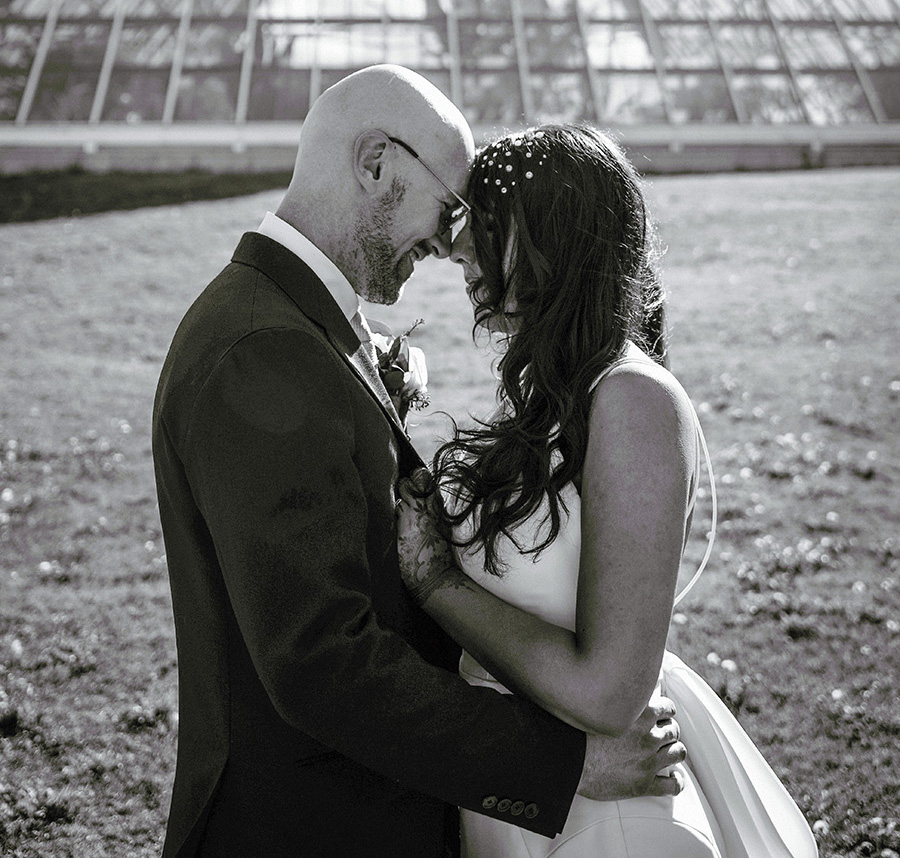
top-left (651, 717), bottom-right (680, 747)
top-left (651, 768), bottom-right (685, 797)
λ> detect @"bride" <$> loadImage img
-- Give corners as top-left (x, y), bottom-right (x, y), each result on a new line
top-left (397, 124), bottom-right (818, 857)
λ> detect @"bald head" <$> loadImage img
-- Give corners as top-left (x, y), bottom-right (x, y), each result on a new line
top-left (298, 65), bottom-right (472, 183)
top-left (276, 65), bottom-right (474, 300)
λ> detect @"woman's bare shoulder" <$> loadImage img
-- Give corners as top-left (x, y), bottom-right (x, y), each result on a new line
top-left (591, 344), bottom-right (694, 426)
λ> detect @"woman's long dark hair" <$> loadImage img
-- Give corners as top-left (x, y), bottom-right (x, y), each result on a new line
top-left (433, 123), bottom-right (667, 576)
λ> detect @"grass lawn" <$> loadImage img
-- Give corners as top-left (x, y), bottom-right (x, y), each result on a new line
top-left (1, 166), bottom-right (898, 856)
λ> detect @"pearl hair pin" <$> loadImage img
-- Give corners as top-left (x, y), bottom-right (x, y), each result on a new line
top-left (475, 129), bottom-right (548, 194)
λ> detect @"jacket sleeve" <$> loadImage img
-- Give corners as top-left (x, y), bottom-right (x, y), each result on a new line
top-left (181, 326), bottom-right (586, 837)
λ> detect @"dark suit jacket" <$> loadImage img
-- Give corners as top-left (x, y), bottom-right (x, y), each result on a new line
top-left (152, 232), bottom-right (585, 857)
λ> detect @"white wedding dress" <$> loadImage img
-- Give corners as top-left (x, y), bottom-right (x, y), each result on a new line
top-left (452, 350), bottom-right (819, 858)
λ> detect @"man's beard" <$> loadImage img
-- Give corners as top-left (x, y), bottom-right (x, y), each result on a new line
top-left (355, 177), bottom-right (408, 305)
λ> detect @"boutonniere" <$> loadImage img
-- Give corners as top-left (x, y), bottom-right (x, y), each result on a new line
top-left (368, 318), bottom-right (430, 423)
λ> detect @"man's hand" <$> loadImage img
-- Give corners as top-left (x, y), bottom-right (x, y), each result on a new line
top-left (576, 697), bottom-right (686, 801)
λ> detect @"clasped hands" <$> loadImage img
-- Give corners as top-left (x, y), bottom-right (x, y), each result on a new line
top-left (395, 466), bottom-right (687, 800)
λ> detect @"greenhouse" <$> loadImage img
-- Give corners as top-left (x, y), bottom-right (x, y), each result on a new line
top-left (1, 0), bottom-right (899, 172)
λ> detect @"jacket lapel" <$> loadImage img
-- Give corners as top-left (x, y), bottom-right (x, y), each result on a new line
top-left (231, 233), bottom-right (422, 468)
top-left (335, 336), bottom-right (404, 427)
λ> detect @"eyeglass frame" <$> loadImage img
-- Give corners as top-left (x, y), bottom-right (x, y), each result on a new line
top-left (387, 135), bottom-right (471, 238)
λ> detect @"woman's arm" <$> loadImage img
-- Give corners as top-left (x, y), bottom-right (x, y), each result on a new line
top-left (398, 363), bottom-right (698, 736)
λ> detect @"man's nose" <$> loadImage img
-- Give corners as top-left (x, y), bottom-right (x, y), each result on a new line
top-left (423, 229), bottom-right (452, 259)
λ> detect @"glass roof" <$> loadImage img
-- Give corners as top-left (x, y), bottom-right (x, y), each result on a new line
top-left (1, 0), bottom-right (897, 125)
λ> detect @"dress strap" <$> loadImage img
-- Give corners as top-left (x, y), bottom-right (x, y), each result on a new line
top-left (587, 355), bottom-right (650, 394)
top-left (674, 402), bottom-right (717, 607)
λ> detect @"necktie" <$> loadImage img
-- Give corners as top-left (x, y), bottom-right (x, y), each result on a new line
top-left (350, 309), bottom-right (379, 367)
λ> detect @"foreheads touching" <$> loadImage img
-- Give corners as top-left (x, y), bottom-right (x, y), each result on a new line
top-left (281, 64), bottom-right (475, 303)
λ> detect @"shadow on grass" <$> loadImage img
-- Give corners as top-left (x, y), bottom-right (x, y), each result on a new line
top-left (0, 166), bottom-right (291, 224)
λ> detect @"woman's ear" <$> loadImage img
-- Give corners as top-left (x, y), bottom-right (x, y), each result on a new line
top-left (353, 130), bottom-right (390, 194)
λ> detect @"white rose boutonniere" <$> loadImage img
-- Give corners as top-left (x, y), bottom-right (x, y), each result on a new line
top-left (368, 318), bottom-right (430, 423)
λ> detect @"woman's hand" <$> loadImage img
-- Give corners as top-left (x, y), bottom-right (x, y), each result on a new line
top-left (396, 468), bottom-right (459, 607)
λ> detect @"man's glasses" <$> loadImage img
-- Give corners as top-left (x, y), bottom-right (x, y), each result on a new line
top-left (388, 136), bottom-right (470, 241)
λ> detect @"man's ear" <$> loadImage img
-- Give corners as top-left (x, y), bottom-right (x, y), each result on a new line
top-left (353, 130), bottom-right (390, 194)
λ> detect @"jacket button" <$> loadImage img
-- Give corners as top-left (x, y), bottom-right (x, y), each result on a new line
top-left (497, 798), bottom-right (512, 812)
top-left (481, 795), bottom-right (498, 810)
top-left (524, 803), bottom-right (539, 819)
top-left (510, 800), bottom-right (525, 816)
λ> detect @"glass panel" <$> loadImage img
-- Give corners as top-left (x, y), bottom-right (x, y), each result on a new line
top-left (716, 24), bottom-right (783, 69)
top-left (454, 0), bottom-right (515, 18)
top-left (706, 0), bottom-right (767, 18)
top-left (658, 23), bottom-right (719, 68)
top-left (3, 0), bottom-right (58, 14)
top-left (781, 25), bottom-right (852, 68)
top-left (0, 20), bottom-right (41, 119)
top-left (58, 0), bottom-right (119, 16)
top-left (462, 70), bottom-right (523, 122)
top-left (797, 71), bottom-right (875, 122)
top-left (520, 0), bottom-right (576, 14)
top-left (766, 0), bottom-right (831, 19)
top-left (313, 23), bottom-right (386, 67)
top-left (595, 72), bottom-right (666, 122)
top-left (578, 0), bottom-right (642, 19)
top-left (586, 23), bottom-right (654, 68)
top-left (127, 0), bottom-right (188, 17)
top-left (530, 70), bottom-right (596, 120)
top-left (832, 0), bottom-right (897, 19)
top-left (845, 25), bottom-right (900, 67)
top-left (385, 0), bottom-right (430, 19)
top-left (0, 75), bottom-right (27, 121)
top-left (184, 20), bottom-right (245, 67)
top-left (525, 20), bottom-right (586, 68)
top-left (101, 68), bottom-right (168, 119)
top-left (115, 21), bottom-right (179, 66)
top-left (174, 69), bottom-right (239, 119)
top-left (0, 20), bottom-right (42, 66)
top-left (384, 23), bottom-right (447, 68)
top-left (641, 0), bottom-right (706, 18)
top-left (665, 71), bottom-right (736, 121)
top-left (730, 72), bottom-right (806, 121)
top-left (459, 20), bottom-right (518, 68)
top-left (321, 0), bottom-right (386, 14)
top-left (868, 67), bottom-right (900, 119)
top-left (192, 0), bottom-right (248, 14)
top-left (246, 67), bottom-right (310, 119)
top-left (29, 21), bottom-right (109, 120)
top-left (255, 22), bottom-right (317, 68)
top-left (0, 24), bottom-right (42, 121)
top-left (255, 0), bottom-right (318, 19)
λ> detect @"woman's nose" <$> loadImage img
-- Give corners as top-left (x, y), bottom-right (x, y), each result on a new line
top-left (450, 222), bottom-right (473, 265)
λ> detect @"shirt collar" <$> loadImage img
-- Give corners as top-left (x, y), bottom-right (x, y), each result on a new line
top-left (255, 212), bottom-right (359, 322)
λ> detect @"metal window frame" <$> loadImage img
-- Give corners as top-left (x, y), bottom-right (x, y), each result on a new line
top-left (89, 0), bottom-right (129, 123)
top-left (634, 0), bottom-right (676, 122)
top-left (162, 0), bottom-right (194, 124)
top-left (15, 0), bottom-right (64, 124)
top-left (823, 0), bottom-right (887, 120)
top-left (235, 0), bottom-right (259, 122)
top-left (760, 0), bottom-right (815, 120)
top-left (509, 0), bottom-right (536, 119)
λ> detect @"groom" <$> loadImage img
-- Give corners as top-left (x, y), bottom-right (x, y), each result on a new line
top-left (153, 64), bottom-right (685, 858)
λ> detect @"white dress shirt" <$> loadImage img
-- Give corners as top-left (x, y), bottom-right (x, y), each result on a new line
top-left (255, 211), bottom-right (359, 323)
top-left (254, 212), bottom-right (398, 420)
